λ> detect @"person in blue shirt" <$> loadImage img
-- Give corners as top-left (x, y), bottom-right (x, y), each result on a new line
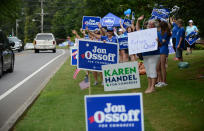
top-left (185, 20), bottom-right (199, 55)
top-left (170, 17), bottom-right (179, 52)
top-left (175, 19), bottom-right (185, 61)
top-left (156, 21), bottom-right (171, 87)
top-left (114, 27), bottom-right (129, 62)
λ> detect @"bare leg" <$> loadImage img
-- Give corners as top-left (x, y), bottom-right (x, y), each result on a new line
top-left (156, 59), bottom-right (161, 83)
top-left (160, 54), bottom-right (167, 83)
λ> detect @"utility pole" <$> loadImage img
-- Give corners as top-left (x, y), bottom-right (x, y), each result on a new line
top-left (16, 19), bottom-right (21, 37)
top-left (41, 0), bottom-right (44, 33)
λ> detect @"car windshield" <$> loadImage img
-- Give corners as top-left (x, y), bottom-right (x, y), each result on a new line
top-left (36, 35), bottom-right (53, 40)
top-left (8, 37), bottom-right (19, 42)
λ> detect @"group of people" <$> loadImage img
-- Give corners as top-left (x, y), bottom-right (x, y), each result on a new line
top-left (69, 14), bottom-right (198, 94)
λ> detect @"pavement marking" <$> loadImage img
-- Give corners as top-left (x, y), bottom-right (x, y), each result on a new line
top-left (0, 49), bottom-right (66, 101)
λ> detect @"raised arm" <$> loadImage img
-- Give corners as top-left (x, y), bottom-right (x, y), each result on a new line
top-left (80, 28), bottom-right (86, 37)
top-left (120, 19), bottom-right (126, 32)
top-left (86, 27), bottom-right (101, 40)
top-left (72, 30), bottom-right (81, 39)
top-left (136, 15), bottom-right (144, 31)
top-left (98, 23), bottom-right (106, 36)
top-left (131, 20), bottom-right (135, 31)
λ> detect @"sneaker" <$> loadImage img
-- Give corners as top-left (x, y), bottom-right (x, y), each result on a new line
top-left (84, 75), bottom-right (89, 82)
top-left (157, 82), bottom-right (168, 87)
top-left (94, 81), bottom-right (98, 86)
top-left (155, 82), bottom-right (162, 87)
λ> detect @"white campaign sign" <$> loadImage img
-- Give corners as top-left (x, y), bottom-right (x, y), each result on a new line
top-left (128, 28), bottom-right (158, 55)
top-left (102, 62), bottom-right (141, 91)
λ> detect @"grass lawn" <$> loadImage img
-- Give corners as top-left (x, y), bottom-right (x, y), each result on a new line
top-left (13, 50), bottom-right (204, 131)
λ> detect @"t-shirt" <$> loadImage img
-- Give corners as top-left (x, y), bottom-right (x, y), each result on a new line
top-left (101, 36), bottom-right (117, 43)
top-left (158, 31), bottom-right (171, 55)
top-left (186, 25), bottom-right (198, 36)
top-left (172, 22), bottom-right (179, 38)
top-left (176, 27), bottom-right (185, 49)
top-left (84, 34), bottom-right (89, 39)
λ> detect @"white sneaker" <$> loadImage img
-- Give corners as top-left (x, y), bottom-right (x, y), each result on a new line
top-left (155, 82), bottom-right (162, 87)
top-left (157, 82), bottom-right (168, 87)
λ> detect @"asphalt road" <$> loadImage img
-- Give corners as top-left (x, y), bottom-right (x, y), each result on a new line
top-left (0, 49), bottom-right (69, 131)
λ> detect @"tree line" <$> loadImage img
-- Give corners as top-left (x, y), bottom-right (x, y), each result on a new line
top-left (0, 0), bottom-right (203, 43)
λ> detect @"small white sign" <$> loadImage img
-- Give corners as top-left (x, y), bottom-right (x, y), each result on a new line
top-left (102, 62), bottom-right (141, 91)
top-left (128, 28), bottom-right (158, 55)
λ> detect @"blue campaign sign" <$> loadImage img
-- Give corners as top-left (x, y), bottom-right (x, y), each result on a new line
top-left (71, 48), bottom-right (78, 66)
top-left (151, 8), bottom-right (170, 21)
top-left (123, 19), bottom-right (132, 29)
top-left (85, 93), bottom-right (144, 131)
top-left (118, 37), bottom-right (128, 49)
top-left (77, 39), bottom-right (119, 72)
top-left (185, 31), bottom-right (199, 45)
top-left (82, 16), bottom-right (101, 31)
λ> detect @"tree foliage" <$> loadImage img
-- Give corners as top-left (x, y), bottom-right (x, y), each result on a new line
top-left (0, 0), bottom-right (203, 43)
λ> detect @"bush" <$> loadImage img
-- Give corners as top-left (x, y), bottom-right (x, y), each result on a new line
top-left (195, 44), bottom-right (204, 50)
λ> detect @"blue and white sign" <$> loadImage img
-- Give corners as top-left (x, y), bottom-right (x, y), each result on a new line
top-left (82, 16), bottom-right (101, 31)
top-left (77, 39), bottom-right (119, 72)
top-left (151, 8), bottom-right (170, 21)
top-left (118, 37), bottom-right (128, 49)
top-left (185, 31), bottom-right (199, 45)
top-left (102, 17), bottom-right (115, 27)
top-left (123, 19), bottom-right (132, 29)
top-left (70, 48), bottom-right (78, 66)
top-left (85, 93), bottom-right (144, 131)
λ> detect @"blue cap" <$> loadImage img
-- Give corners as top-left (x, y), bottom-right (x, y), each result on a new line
top-left (107, 27), bottom-right (113, 31)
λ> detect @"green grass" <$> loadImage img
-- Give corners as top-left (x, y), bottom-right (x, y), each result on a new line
top-left (14, 50), bottom-right (204, 131)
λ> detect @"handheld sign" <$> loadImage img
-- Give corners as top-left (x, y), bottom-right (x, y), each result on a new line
top-left (85, 93), bottom-right (144, 131)
top-left (118, 37), bottom-right (128, 49)
top-left (151, 8), bottom-right (170, 21)
top-left (185, 31), bottom-right (199, 45)
top-left (102, 62), bottom-right (141, 91)
top-left (128, 28), bottom-right (158, 55)
top-left (82, 16), bottom-right (101, 31)
top-left (77, 39), bottom-right (119, 72)
top-left (102, 17), bottom-right (115, 27)
top-left (123, 19), bottom-right (132, 29)
top-left (70, 47), bottom-right (78, 66)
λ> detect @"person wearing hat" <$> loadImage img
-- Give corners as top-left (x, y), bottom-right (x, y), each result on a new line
top-left (185, 20), bottom-right (198, 55)
top-left (114, 27), bottom-right (129, 62)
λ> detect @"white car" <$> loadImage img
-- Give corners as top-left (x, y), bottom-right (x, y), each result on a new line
top-left (34, 33), bottom-right (56, 53)
top-left (8, 37), bottom-right (23, 52)
top-left (24, 43), bottom-right (34, 50)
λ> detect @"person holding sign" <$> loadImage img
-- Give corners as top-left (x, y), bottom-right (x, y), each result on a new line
top-left (185, 20), bottom-right (199, 55)
top-left (114, 27), bottom-right (129, 62)
top-left (136, 15), bottom-right (160, 94)
top-left (120, 19), bottom-right (138, 61)
top-left (156, 21), bottom-right (171, 87)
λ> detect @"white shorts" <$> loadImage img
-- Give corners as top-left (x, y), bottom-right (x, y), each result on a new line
top-left (143, 55), bottom-right (160, 78)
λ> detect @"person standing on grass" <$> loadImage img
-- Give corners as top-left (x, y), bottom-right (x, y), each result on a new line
top-left (170, 17), bottom-right (179, 54)
top-left (185, 20), bottom-right (199, 55)
top-left (136, 15), bottom-right (160, 94)
top-left (175, 19), bottom-right (185, 61)
top-left (156, 21), bottom-right (171, 88)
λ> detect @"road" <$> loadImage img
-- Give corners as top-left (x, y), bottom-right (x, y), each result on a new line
top-left (0, 49), bottom-right (69, 131)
